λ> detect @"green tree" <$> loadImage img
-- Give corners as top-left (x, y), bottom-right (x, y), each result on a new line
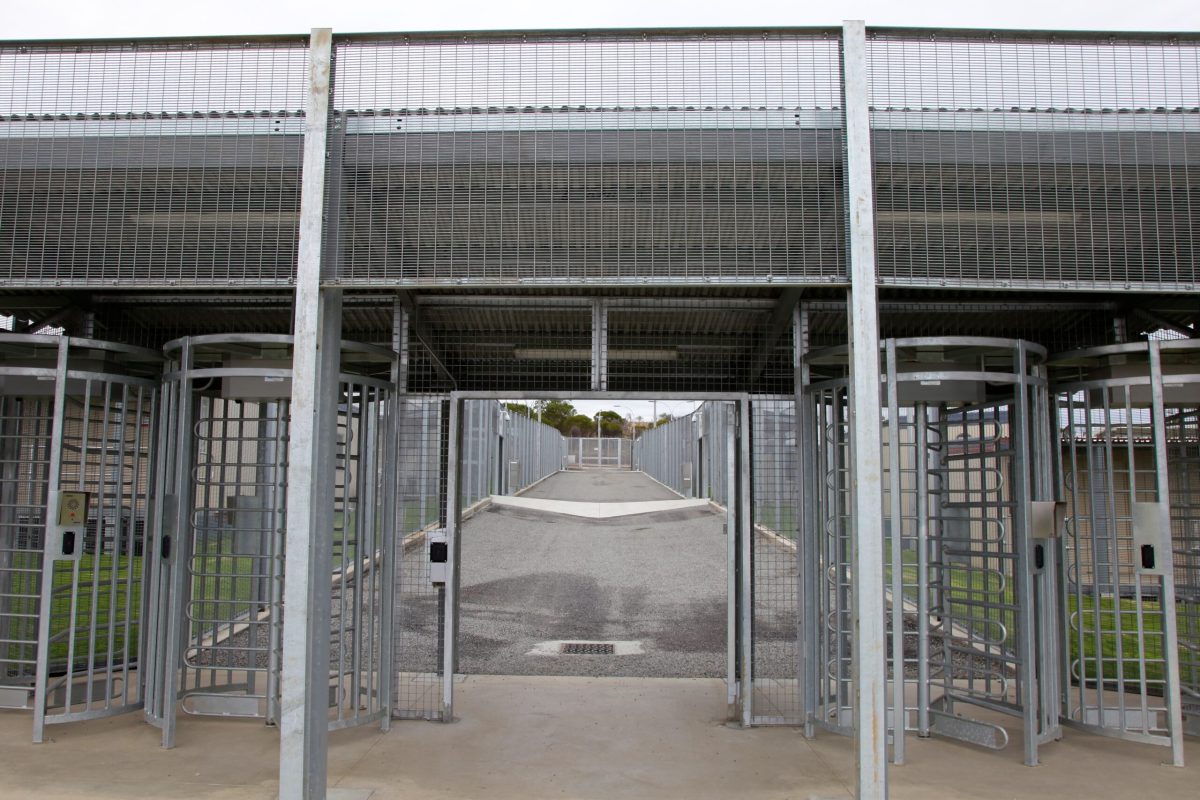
top-left (564, 414), bottom-right (595, 437)
top-left (538, 400), bottom-right (576, 432)
top-left (597, 410), bottom-right (625, 437)
top-left (505, 402), bottom-right (533, 418)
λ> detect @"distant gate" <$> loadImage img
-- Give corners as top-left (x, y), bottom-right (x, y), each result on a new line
top-left (565, 438), bottom-right (631, 470)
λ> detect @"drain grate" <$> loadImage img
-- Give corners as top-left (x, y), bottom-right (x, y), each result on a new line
top-left (560, 642), bottom-right (616, 655)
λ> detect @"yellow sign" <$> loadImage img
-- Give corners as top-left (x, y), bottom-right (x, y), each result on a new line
top-left (57, 491), bottom-right (88, 526)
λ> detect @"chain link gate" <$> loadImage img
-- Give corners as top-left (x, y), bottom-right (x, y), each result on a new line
top-left (1050, 339), bottom-right (1193, 764)
top-left (805, 337), bottom-right (1062, 764)
top-left (146, 334), bottom-right (396, 746)
top-left (0, 335), bottom-right (160, 741)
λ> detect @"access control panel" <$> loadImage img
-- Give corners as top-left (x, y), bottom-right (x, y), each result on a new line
top-left (1132, 502), bottom-right (1171, 576)
top-left (54, 490), bottom-right (88, 561)
top-left (428, 528), bottom-right (448, 585)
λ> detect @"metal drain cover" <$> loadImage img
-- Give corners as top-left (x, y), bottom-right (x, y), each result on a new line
top-left (560, 642), bottom-right (616, 655)
top-left (527, 640), bottom-right (644, 656)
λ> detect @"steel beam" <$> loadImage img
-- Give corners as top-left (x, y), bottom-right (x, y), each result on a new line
top-left (591, 299), bottom-right (608, 391)
top-left (842, 19), bottom-right (888, 800)
top-left (279, 28), bottom-right (339, 800)
top-left (1147, 341), bottom-right (1188, 767)
top-left (396, 290), bottom-right (457, 387)
top-left (748, 288), bottom-right (804, 384)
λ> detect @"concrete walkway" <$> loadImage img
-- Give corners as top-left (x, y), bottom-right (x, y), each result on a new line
top-left (520, 470), bottom-right (681, 502)
top-left (1, 675), bottom-right (1195, 799)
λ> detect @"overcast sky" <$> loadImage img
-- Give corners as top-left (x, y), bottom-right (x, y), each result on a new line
top-left (5, 0), bottom-right (1199, 39)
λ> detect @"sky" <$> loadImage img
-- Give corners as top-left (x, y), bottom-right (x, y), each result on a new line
top-left (4, 0), bottom-right (1199, 40)
top-left (5, 1), bottom-right (1196, 423)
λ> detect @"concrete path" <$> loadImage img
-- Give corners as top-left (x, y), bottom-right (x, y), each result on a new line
top-left (2, 674), bottom-right (1196, 799)
top-left (489, 494), bottom-right (711, 518)
top-left (519, 470), bottom-right (681, 502)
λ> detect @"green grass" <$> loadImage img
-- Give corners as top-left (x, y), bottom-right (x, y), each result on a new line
top-left (4, 552), bottom-right (143, 670)
top-left (880, 542), bottom-right (1185, 688)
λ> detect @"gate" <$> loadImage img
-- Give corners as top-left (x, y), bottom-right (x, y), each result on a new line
top-left (434, 394), bottom-right (754, 723)
top-left (566, 437), bottom-right (632, 470)
top-left (805, 337), bottom-right (1061, 765)
top-left (146, 334), bottom-right (396, 745)
top-left (0, 335), bottom-right (160, 742)
top-left (1050, 339), bottom-right (1193, 764)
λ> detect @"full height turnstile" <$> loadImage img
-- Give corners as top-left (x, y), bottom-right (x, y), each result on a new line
top-left (1049, 339), bottom-right (1197, 765)
top-left (144, 334), bottom-right (398, 746)
top-left (803, 337), bottom-right (1061, 765)
top-left (0, 334), bottom-right (161, 742)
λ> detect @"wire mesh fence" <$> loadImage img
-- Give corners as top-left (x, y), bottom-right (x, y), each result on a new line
top-left (327, 30), bottom-right (846, 286)
top-left (633, 398), bottom-right (801, 724)
top-left (0, 37), bottom-right (309, 287)
top-left (565, 437), bottom-right (631, 470)
top-left (391, 397), bottom-right (564, 720)
top-left (867, 30), bottom-right (1200, 291)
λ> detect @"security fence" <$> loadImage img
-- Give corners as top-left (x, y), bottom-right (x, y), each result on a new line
top-left (391, 398), bottom-right (564, 721)
top-left (566, 437), bottom-right (632, 470)
top-left (633, 415), bottom-right (697, 497)
top-left (1, 20), bottom-right (1199, 800)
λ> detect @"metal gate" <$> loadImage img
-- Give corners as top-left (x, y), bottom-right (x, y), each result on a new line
top-left (566, 437), bottom-right (632, 470)
top-left (1050, 339), bottom-right (1192, 764)
top-left (146, 334), bottom-right (396, 746)
top-left (434, 394), bottom-right (754, 724)
top-left (805, 337), bottom-right (1061, 765)
top-left (0, 335), bottom-right (160, 742)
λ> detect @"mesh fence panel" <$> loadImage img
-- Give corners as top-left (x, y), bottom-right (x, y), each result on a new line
top-left (867, 30), bottom-right (1200, 290)
top-left (749, 398), bottom-right (801, 724)
top-left (327, 31), bottom-right (845, 286)
top-left (0, 38), bottom-right (309, 287)
top-left (392, 395), bottom-right (445, 719)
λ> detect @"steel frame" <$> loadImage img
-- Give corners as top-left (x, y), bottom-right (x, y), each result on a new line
top-left (802, 336), bottom-right (1062, 770)
top-left (435, 391), bottom-right (754, 725)
top-left (0, 17), bottom-right (1196, 800)
top-left (0, 335), bottom-right (160, 742)
top-left (1049, 339), bottom-right (1195, 765)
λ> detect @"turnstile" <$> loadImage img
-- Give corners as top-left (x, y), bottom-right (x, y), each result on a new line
top-left (145, 334), bottom-right (397, 746)
top-left (804, 337), bottom-right (1061, 765)
top-left (1050, 339), bottom-right (1195, 764)
top-left (0, 334), bottom-right (160, 742)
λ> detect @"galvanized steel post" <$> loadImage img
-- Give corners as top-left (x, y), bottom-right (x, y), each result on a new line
top-left (841, 19), bottom-right (889, 800)
top-left (279, 28), bottom-right (340, 800)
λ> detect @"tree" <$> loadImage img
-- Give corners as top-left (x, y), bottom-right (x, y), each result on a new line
top-left (597, 409), bottom-right (624, 437)
top-left (564, 414), bottom-right (595, 437)
top-left (505, 402), bottom-right (533, 418)
top-left (537, 400), bottom-right (576, 432)
top-left (654, 413), bottom-right (674, 428)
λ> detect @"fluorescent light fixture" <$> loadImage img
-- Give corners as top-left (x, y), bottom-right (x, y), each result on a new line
top-left (512, 348), bottom-right (677, 362)
top-left (608, 349), bottom-right (678, 362)
top-left (128, 211), bottom-right (300, 227)
top-left (512, 348), bottom-right (591, 360)
top-left (877, 210), bottom-right (1081, 225)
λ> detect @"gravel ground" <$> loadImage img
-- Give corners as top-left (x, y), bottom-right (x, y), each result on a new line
top-left (519, 470), bottom-right (681, 502)
top-left (205, 472), bottom-right (799, 689)
top-left (457, 502), bottom-right (729, 677)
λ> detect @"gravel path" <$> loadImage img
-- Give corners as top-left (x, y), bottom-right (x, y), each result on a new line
top-left (457, 501), bottom-right (729, 677)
